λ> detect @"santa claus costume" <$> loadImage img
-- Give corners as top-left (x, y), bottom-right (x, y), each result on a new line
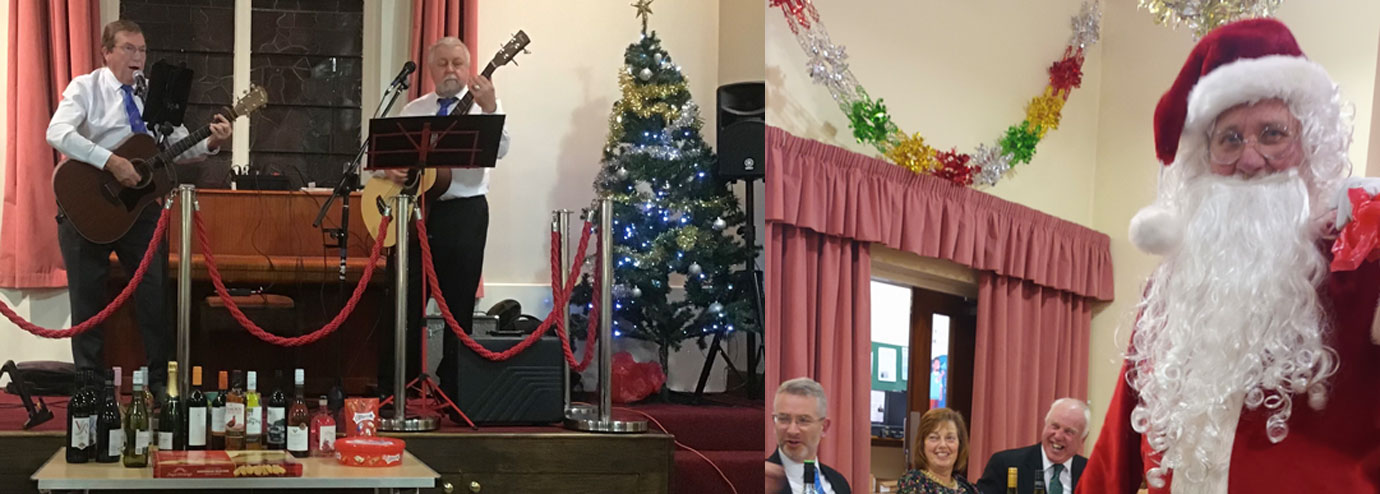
top-left (1078, 18), bottom-right (1380, 494)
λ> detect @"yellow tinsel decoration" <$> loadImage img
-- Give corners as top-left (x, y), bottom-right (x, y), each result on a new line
top-left (617, 72), bottom-right (686, 123)
top-left (1025, 87), bottom-right (1067, 139)
top-left (885, 133), bottom-right (939, 174)
top-left (676, 226), bottom-right (701, 251)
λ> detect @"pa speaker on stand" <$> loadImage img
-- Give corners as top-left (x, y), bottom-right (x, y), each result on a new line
top-left (695, 82), bottom-right (765, 400)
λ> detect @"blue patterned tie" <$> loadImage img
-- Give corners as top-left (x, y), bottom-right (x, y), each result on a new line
top-left (120, 85), bottom-right (147, 134)
top-left (436, 97), bottom-right (459, 116)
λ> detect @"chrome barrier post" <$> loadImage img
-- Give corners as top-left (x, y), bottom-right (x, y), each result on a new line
top-left (380, 193), bottom-right (438, 432)
top-left (554, 210), bottom-right (573, 414)
top-left (565, 199), bottom-right (646, 433)
top-left (176, 185), bottom-right (195, 397)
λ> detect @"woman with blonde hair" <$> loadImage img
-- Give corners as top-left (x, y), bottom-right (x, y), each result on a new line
top-left (898, 408), bottom-right (978, 494)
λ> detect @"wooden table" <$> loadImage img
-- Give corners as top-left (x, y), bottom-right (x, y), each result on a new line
top-left (31, 449), bottom-right (436, 492)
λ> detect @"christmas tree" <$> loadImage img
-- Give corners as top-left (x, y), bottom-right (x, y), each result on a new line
top-left (571, 0), bottom-right (757, 384)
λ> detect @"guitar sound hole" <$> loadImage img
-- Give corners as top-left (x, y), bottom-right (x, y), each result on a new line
top-left (131, 160), bottom-right (155, 189)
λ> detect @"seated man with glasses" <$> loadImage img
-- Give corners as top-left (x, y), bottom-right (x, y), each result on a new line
top-left (767, 377), bottom-right (852, 494)
top-left (1080, 18), bottom-right (1380, 494)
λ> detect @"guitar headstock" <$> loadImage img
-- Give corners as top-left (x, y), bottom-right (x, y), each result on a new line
top-left (231, 84), bottom-right (269, 119)
top-left (491, 30), bottom-right (531, 68)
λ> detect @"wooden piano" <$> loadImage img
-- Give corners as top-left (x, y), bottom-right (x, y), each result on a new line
top-left (105, 189), bottom-right (391, 395)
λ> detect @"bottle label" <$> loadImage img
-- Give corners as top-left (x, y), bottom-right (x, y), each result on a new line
top-left (87, 416), bottom-right (97, 448)
top-left (287, 424), bottom-right (308, 451)
top-left (188, 407), bottom-right (208, 446)
top-left (267, 407), bottom-right (286, 444)
top-left (108, 429), bottom-right (124, 457)
top-left (318, 425), bottom-right (335, 450)
top-left (71, 417), bottom-right (91, 448)
top-left (211, 406), bottom-right (226, 433)
top-left (226, 402), bottom-right (246, 432)
top-left (247, 406), bottom-right (263, 435)
top-left (158, 431), bottom-right (173, 450)
top-left (135, 430), bottom-right (150, 454)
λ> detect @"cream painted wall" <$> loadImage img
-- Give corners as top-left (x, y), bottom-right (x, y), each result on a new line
top-left (766, 0), bottom-right (1104, 227)
top-left (1084, 0), bottom-right (1380, 454)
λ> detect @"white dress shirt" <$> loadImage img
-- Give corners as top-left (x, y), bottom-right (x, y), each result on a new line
top-left (1040, 449), bottom-right (1073, 494)
top-left (394, 89), bottom-right (511, 200)
top-left (778, 448), bottom-right (837, 494)
top-left (46, 67), bottom-right (214, 169)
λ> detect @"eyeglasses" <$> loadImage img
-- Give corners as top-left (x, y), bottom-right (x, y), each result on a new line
top-left (772, 413), bottom-right (821, 427)
top-left (1208, 123), bottom-right (1297, 165)
top-left (115, 44), bottom-right (147, 55)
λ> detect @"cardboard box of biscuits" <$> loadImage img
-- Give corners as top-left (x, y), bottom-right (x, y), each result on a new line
top-left (153, 450), bottom-right (304, 478)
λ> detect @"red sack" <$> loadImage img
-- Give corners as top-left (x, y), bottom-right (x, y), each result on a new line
top-left (1332, 188), bottom-right (1380, 272)
top-left (611, 351), bottom-right (665, 404)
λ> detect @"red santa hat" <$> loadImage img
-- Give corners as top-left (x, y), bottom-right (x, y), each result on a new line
top-left (1130, 18), bottom-right (1348, 255)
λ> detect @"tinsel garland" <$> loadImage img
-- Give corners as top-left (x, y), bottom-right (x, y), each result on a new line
top-left (1139, 0), bottom-right (1282, 39)
top-left (772, 0), bottom-right (1102, 187)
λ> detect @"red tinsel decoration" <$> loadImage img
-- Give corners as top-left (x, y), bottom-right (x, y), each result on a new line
top-left (935, 148), bottom-right (975, 186)
top-left (1048, 55), bottom-right (1084, 93)
top-left (770, 0), bottom-right (816, 32)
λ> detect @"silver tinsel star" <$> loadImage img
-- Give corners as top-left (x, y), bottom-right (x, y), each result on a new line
top-left (1069, 1), bottom-right (1103, 50)
top-left (971, 143), bottom-right (1015, 187)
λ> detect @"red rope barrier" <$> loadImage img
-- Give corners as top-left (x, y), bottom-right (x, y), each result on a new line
top-left (197, 210), bottom-right (391, 347)
top-left (0, 207), bottom-right (173, 338)
top-left (417, 216), bottom-right (599, 370)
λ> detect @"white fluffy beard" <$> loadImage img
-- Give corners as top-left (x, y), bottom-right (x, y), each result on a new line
top-left (1128, 170), bottom-right (1337, 493)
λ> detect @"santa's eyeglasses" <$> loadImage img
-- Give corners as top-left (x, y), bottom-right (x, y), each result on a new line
top-left (1208, 124), bottom-right (1297, 165)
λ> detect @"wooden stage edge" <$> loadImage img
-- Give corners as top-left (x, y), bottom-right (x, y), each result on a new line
top-left (0, 429), bottom-right (674, 493)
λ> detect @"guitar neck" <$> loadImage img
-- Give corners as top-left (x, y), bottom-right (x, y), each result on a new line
top-left (154, 111), bottom-right (233, 165)
top-left (455, 62), bottom-right (499, 115)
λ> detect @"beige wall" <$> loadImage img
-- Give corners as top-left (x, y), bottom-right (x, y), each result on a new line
top-left (766, 0), bottom-right (1380, 464)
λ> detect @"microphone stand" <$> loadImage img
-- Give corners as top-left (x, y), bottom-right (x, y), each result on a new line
top-left (312, 75), bottom-right (411, 401)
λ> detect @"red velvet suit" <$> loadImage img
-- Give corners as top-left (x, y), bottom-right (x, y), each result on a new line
top-left (1077, 258), bottom-right (1380, 493)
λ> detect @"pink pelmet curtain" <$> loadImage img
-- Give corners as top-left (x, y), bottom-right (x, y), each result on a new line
top-left (765, 126), bottom-right (1112, 485)
top-left (0, 0), bottom-right (101, 288)
top-left (409, 0), bottom-right (477, 101)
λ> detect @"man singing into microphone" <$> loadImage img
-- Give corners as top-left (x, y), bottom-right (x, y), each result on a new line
top-left (377, 36), bottom-right (510, 421)
top-left (46, 20), bottom-right (232, 397)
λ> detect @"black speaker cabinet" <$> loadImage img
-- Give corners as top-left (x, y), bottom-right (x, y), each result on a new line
top-left (716, 81), bottom-right (765, 180)
top-left (453, 335), bottom-right (564, 425)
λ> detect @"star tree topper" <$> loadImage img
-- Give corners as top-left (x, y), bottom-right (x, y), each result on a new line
top-left (633, 0), bottom-right (654, 34)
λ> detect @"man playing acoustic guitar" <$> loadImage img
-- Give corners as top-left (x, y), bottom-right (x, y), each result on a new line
top-left (46, 20), bottom-right (232, 397)
top-left (376, 36), bottom-right (510, 422)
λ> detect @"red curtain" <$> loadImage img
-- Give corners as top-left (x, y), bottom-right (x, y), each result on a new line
top-left (766, 221), bottom-right (873, 487)
top-left (409, 0), bottom-right (477, 100)
top-left (968, 272), bottom-right (1091, 478)
top-left (766, 126), bottom-right (1112, 485)
top-left (0, 0), bottom-right (101, 288)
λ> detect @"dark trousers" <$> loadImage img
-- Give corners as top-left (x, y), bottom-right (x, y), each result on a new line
top-left (379, 195), bottom-right (487, 402)
top-left (58, 204), bottom-right (170, 393)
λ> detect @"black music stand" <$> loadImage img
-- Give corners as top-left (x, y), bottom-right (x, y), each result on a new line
top-left (367, 113), bottom-right (505, 430)
top-left (141, 60), bottom-right (193, 143)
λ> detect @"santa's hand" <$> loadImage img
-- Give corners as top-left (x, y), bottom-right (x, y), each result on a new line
top-left (1334, 177), bottom-right (1380, 229)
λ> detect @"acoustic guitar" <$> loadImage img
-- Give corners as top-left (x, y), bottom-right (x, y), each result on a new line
top-left (53, 85), bottom-right (268, 244)
top-left (362, 30), bottom-right (531, 247)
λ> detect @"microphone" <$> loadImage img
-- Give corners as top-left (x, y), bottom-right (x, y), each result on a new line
top-left (389, 61), bottom-right (416, 89)
top-left (133, 70), bottom-right (147, 99)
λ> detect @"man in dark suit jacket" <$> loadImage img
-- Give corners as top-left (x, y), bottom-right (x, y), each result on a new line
top-left (765, 377), bottom-right (852, 494)
top-left (976, 399), bottom-right (1090, 494)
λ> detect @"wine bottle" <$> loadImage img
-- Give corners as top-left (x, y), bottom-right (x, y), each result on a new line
top-left (1008, 467), bottom-right (1019, 494)
top-left (309, 395), bottom-right (336, 458)
top-left (65, 370), bottom-right (93, 463)
top-left (96, 369), bottom-right (123, 463)
top-left (265, 369), bottom-right (288, 450)
top-left (186, 366), bottom-right (208, 450)
top-left (225, 370), bottom-right (246, 450)
top-left (287, 369), bottom-right (310, 458)
top-left (803, 460), bottom-right (817, 494)
top-left (122, 369), bottom-right (150, 468)
top-left (211, 370), bottom-right (228, 450)
top-left (245, 371), bottom-right (263, 449)
top-left (158, 362), bottom-right (185, 451)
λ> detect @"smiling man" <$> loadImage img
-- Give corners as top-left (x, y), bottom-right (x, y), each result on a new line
top-left (975, 398), bottom-right (1089, 494)
top-left (766, 377), bottom-right (852, 494)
